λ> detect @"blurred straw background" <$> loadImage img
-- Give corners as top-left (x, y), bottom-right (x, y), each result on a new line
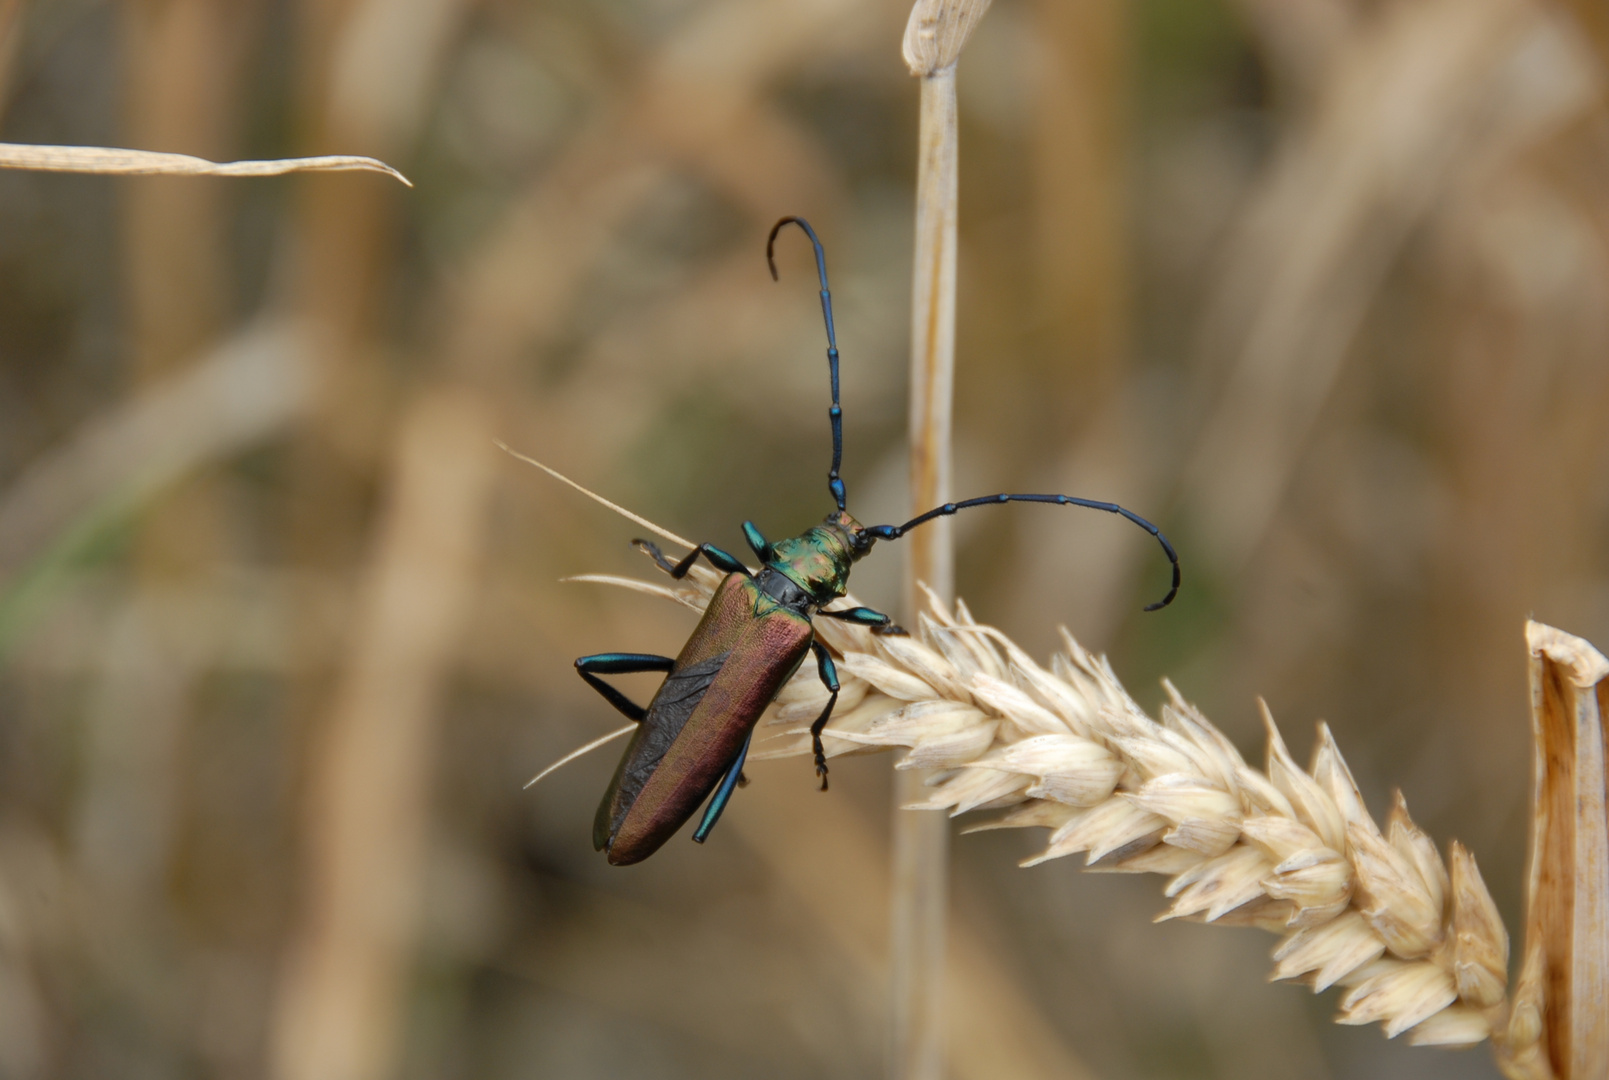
top-left (0, 0), bottom-right (1605, 1077)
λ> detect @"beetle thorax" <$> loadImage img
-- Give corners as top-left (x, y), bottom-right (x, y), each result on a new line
top-left (767, 511), bottom-right (873, 604)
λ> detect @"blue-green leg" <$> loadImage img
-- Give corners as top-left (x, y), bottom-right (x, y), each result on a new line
top-left (809, 641), bottom-right (840, 790)
top-left (692, 730), bottom-right (753, 844)
top-left (742, 521), bottom-right (772, 561)
top-left (820, 605), bottom-right (907, 636)
top-left (634, 539), bottom-right (750, 579)
top-left (574, 653), bottom-right (675, 722)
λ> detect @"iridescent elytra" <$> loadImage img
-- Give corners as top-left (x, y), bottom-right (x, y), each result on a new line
top-left (576, 217), bottom-right (1181, 865)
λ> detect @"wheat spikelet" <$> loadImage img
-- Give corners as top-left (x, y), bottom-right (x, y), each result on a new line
top-left (583, 548), bottom-right (1511, 1049)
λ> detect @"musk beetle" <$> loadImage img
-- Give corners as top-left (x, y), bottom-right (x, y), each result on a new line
top-left (577, 216), bottom-right (1180, 865)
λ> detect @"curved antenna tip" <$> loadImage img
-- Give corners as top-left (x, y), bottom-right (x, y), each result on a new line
top-left (1142, 587), bottom-right (1179, 613)
top-left (766, 215), bottom-right (811, 281)
top-left (1142, 534), bottom-right (1181, 611)
top-left (1143, 576), bottom-right (1182, 611)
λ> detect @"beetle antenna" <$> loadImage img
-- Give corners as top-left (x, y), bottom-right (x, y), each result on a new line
top-left (865, 493), bottom-right (1182, 610)
top-left (767, 216), bottom-right (847, 512)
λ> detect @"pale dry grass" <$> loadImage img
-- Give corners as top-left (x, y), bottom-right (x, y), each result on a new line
top-left (0, 141), bottom-right (408, 183)
top-left (1500, 626), bottom-right (1609, 1080)
top-left (578, 544), bottom-right (1513, 1052)
top-left (897, 0), bottom-right (994, 1074)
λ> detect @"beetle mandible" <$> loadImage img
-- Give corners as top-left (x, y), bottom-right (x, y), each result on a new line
top-left (576, 216), bottom-right (1180, 866)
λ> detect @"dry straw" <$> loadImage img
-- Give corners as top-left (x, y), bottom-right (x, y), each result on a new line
top-left (899, 2), bottom-right (994, 1075)
top-left (560, 523), bottom-right (1609, 1076)
top-left (0, 142), bottom-right (410, 185)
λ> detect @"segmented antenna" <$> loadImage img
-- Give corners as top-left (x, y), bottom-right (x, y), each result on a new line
top-left (867, 493), bottom-right (1182, 610)
top-left (767, 216), bottom-right (846, 512)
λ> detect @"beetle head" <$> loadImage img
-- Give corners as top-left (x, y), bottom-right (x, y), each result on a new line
top-left (823, 510), bottom-right (875, 560)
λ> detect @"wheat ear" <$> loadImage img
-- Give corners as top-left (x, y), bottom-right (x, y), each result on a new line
top-left (594, 550), bottom-right (1510, 1050)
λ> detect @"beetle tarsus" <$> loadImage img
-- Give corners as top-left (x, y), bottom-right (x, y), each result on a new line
top-left (633, 538), bottom-right (678, 576)
top-left (809, 722), bottom-right (835, 791)
top-left (872, 622), bottom-right (908, 636)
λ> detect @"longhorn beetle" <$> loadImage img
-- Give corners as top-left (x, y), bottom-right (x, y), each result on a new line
top-left (577, 217), bottom-right (1180, 865)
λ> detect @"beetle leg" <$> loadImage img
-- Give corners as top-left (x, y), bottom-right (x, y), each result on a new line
top-left (692, 730), bottom-right (753, 844)
top-left (809, 641), bottom-right (841, 790)
top-left (633, 539), bottom-right (751, 579)
top-left (574, 653), bottom-right (676, 722)
top-left (821, 605), bottom-right (907, 636)
top-left (634, 540), bottom-right (680, 576)
top-left (742, 521), bottom-right (773, 562)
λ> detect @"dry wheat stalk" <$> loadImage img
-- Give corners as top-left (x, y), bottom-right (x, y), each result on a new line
top-left (574, 549), bottom-right (1512, 1052)
top-left (900, 0), bottom-right (984, 1067)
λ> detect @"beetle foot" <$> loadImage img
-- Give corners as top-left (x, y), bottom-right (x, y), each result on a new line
top-left (632, 538), bottom-right (677, 576)
top-left (872, 622), bottom-right (909, 636)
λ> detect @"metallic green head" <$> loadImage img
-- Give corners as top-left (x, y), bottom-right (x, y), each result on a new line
top-left (766, 510), bottom-right (875, 605)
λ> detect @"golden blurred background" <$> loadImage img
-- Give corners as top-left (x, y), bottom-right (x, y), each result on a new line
top-left (0, 0), bottom-right (1605, 1076)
